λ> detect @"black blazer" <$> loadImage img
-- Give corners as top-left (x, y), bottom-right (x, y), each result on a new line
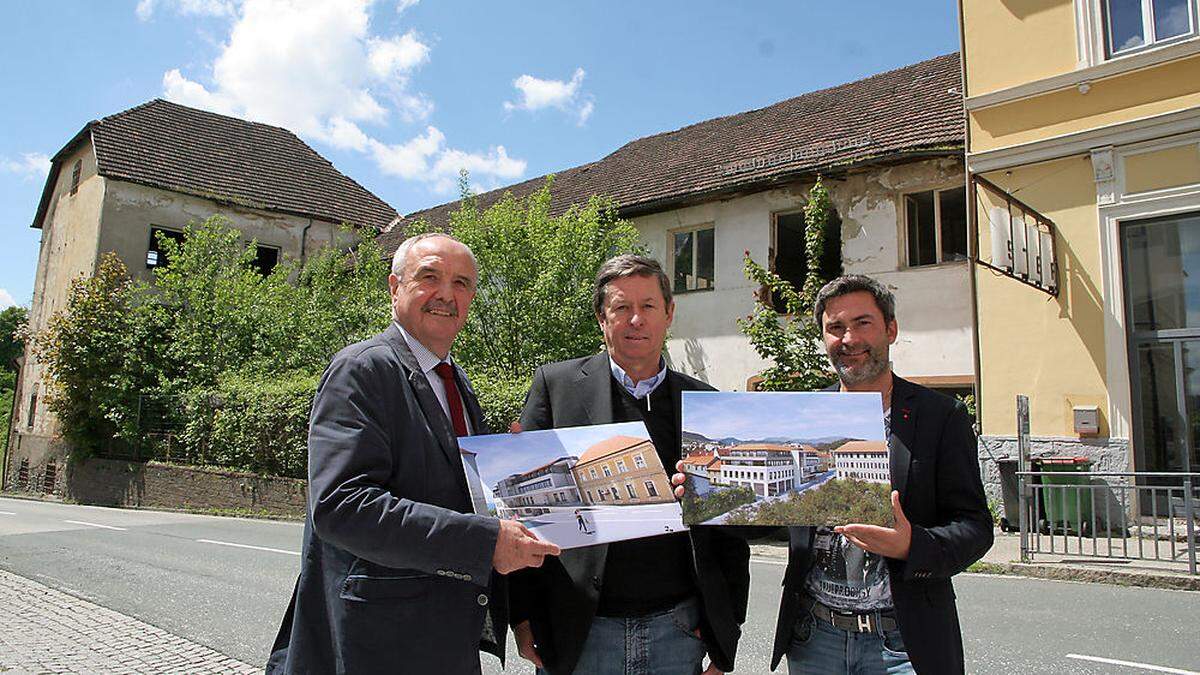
top-left (771, 376), bottom-right (993, 674)
top-left (511, 353), bottom-right (751, 675)
top-left (266, 324), bottom-right (507, 675)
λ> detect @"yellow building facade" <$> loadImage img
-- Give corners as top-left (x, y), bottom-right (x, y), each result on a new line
top-left (961, 0), bottom-right (1200, 482)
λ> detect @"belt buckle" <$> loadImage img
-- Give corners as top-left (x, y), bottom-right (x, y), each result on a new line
top-left (856, 613), bottom-right (873, 633)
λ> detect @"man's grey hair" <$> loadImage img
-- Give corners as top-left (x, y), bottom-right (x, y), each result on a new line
top-left (593, 254), bottom-right (673, 318)
top-left (812, 274), bottom-right (896, 326)
top-left (390, 232), bottom-right (477, 279)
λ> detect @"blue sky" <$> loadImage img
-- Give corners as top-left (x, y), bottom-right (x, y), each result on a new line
top-left (0, 1), bottom-right (961, 308)
top-left (458, 420), bottom-right (651, 507)
top-left (682, 391), bottom-right (885, 442)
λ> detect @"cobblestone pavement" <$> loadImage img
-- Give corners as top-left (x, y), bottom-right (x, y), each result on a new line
top-left (0, 569), bottom-right (259, 674)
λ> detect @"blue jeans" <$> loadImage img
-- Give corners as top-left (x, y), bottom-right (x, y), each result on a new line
top-left (786, 612), bottom-right (915, 675)
top-left (538, 597), bottom-right (708, 675)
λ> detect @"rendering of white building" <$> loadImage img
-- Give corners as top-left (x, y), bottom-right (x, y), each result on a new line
top-left (493, 456), bottom-right (583, 516)
top-left (719, 444), bottom-right (816, 497)
top-left (833, 441), bottom-right (890, 484)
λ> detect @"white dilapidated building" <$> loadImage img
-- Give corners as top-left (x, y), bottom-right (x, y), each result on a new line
top-left (400, 54), bottom-right (973, 397)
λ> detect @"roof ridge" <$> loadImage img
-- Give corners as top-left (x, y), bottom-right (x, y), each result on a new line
top-left (598, 52), bottom-right (960, 160)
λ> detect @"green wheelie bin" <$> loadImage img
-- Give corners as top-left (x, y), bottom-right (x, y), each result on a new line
top-left (1036, 456), bottom-right (1094, 536)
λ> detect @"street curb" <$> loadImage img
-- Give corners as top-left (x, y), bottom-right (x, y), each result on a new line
top-left (0, 491), bottom-right (305, 523)
top-left (967, 560), bottom-right (1200, 591)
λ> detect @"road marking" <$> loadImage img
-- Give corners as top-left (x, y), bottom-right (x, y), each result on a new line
top-left (751, 557), bottom-right (788, 567)
top-left (196, 539), bottom-right (299, 556)
top-left (0, 511), bottom-right (16, 515)
top-left (63, 520), bottom-right (127, 531)
top-left (1066, 654), bottom-right (1200, 674)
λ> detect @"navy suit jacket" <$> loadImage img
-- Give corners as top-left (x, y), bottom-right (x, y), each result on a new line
top-left (771, 376), bottom-right (993, 674)
top-left (266, 324), bottom-right (505, 675)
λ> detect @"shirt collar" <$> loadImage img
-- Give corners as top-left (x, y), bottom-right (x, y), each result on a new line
top-left (395, 322), bottom-right (452, 374)
top-left (609, 355), bottom-right (667, 399)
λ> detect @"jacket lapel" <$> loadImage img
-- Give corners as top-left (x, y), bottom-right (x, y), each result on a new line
top-left (381, 325), bottom-right (469, 483)
top-left (579, 353), bottom-right (614, 425)
top-left (888, 375), bottom-right (917, 508)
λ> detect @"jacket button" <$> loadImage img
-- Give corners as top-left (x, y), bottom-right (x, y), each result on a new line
top-left (436, 570), bottom-right (447, 576)
top-left (477, 594), bottom-right (489, 606)
top-left (462, 574), bottom-right (473, 582)
top-left (592, 576), bottom-right (602, 590)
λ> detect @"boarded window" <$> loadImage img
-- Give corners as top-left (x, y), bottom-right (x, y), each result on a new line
top-left (69, 160), bottom-right (82, 195)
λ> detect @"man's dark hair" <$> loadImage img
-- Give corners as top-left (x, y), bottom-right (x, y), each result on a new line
top-left (812, 274), bottom-right (896, 326)
top-left (593, 254), bottom-right (672, 319)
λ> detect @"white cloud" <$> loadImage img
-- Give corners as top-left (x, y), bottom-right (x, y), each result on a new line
top-left (504, 67), bottom-right (595, 125)
top-left (137, 0), bottom-right (236, 21)
top-left (370, 127), bottom-right (526, 194)
top-left (0, 289), bottom-right (14, 309)
top-left (159, 0), bottom-right (527, 192)
top-left (395, 0), bottom-right (419, 13)
top-left (1, 153), bottom-right (51, 181)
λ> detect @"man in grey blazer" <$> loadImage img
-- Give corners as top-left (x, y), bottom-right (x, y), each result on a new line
top-left (267, 233), bottom-right (560, 675)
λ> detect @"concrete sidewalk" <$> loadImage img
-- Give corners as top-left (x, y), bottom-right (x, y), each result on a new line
top-left (751, 528), bottom-right (1200, 591)
top-left (0, 569), bottom-right (259, 674)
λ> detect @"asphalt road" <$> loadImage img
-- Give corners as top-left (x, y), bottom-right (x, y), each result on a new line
top-left (2, 496), bottom-right (1198, 674)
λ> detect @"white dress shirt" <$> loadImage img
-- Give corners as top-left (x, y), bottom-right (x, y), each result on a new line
top-left (395, 322), bottom-right (473, 435)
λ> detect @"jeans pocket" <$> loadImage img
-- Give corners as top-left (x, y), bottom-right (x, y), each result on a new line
top-left (669, 600), bottom-right (705, 642)
top-left (882, 628), bottom-right (908, 656)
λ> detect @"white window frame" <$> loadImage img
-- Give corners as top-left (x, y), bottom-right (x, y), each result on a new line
top-left (1077, 0), bottom-right (1200, 66)
top-left (901, 185), bottom-right (968, 268)
top-left (616, 459), bottom-right (628, 473)
top-left (633, 453), bottom-right (646, 469)
top-left (644, 480), bottom-right (659, 497)
top-left (602, 465), bottom-right (612, 478)
top-left (668, 223), bottom-right (716, 293)
top-left (1102, 0), bottom-right (1198, 57)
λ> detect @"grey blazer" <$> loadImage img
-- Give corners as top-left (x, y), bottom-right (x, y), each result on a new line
top-left (266, 324), bottom-right (505, 675)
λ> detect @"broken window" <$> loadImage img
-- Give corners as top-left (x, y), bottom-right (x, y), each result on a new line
top-left (252, 244), bottom-right (280, 275)
top-left (146, 226), bottom-right (186, 268)
top-left (69, 160), bottom-right (82, 195)
top-left (904, 187), bottom-right (967, 267)
top-left (672, 225), bottom-right (715, 293)
top-left (770, 209), bottom-right (842, 313)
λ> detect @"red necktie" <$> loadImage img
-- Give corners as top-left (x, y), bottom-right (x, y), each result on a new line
top-left (433, 362), bottom-right (469, 437)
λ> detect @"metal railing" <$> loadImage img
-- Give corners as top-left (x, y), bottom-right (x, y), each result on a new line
top-left (1016, 470), bottom-right (1198, 575)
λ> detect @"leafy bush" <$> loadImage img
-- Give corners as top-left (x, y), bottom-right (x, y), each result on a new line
top-left (177, 372), bottom-right (318, 479)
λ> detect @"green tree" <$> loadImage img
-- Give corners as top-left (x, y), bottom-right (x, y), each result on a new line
top-left (409, 173), bottom-right (643, 429)
top-left (681, 482), bottom-right (757, 524)
top-left (31, 254), bottom-right (148, 454)
top-left (0, 306), bottom-right (28, 369)
top-left (738, 177), bottom-right (839, 391)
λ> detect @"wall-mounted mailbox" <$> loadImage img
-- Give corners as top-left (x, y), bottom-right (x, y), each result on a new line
top-left (1073, 405), bottom-right (1100, 436)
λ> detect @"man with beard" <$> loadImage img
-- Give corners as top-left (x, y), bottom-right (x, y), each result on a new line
top-left (771, 274), bottom-right (992, 674)
top-left (267, 233), bottom-right (560, 674)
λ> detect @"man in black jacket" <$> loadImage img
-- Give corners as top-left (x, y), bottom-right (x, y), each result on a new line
top-left (511, 254), bottom-right (751, 675)
top-left (771, 275), bottom-right (992, 674)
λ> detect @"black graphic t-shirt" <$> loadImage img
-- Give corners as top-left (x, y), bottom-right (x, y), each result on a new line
top-left (804, 409), bottom-right (893, 612)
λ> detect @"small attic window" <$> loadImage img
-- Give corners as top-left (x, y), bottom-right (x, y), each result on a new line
top-left (69, 160), bottom-right (82, 195)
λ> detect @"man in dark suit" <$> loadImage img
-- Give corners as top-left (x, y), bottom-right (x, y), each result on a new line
top-left (266, 233), bottom-right (559, 675)
top-left (511, 254), bottom-right (751, 675)
top-left (770, 275), bottom-right (992, 674)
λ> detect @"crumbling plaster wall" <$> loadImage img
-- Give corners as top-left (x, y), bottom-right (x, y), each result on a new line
top-left (630, 157), bottom-right (972, 391)
top-left (99, 180), bottom-right (355, 283)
